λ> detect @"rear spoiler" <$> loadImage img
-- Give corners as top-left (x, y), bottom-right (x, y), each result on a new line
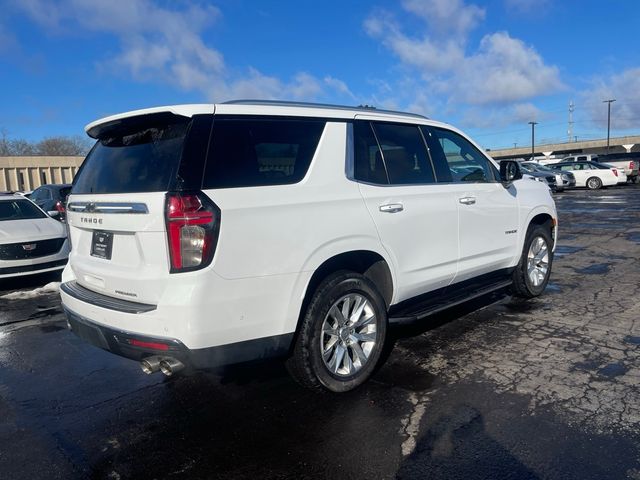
top-left (86, 112), bottom-right (190, 140)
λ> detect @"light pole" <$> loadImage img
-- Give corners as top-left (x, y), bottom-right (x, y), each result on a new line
top-left (603, 99), bottom-right (615, 153)
top-left (528, 121), bottom-right (538, 161)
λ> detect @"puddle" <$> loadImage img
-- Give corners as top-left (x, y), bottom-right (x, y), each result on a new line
top-left (544, 283), bottom-right (561, 293)
top-left (572, 359), bottom-right (601, 372)
top-left (575, 263), bottom-right (610, 275)
top-left (554, 245), bottom-right (583, 257)
top-left (624, 336), bottom-right (640, 345)
top-left (627, 232), bottom-right (640, 244)
top-left (571, 223), bottom-right (627, 230)
top-left (598, 363), bottom-right (628, 378)
top-left (39, 324), bottom-right (65, 333)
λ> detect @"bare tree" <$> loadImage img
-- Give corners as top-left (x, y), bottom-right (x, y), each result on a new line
top-left (36, 135), bottom-right (92, 156)
top-left (0, 131), bottom-right (92, 156)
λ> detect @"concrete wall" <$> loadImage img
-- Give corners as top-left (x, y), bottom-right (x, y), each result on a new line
top-left (0, 156), bottom-right (84, 191)
top-left (489, 135), bottom-right (640, 160)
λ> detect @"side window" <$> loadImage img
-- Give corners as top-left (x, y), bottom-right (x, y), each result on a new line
top-left (353, 121), bottom-right (388, 184)
top-left (43, 188), bottom-right (53, 200)
top-left (203, 118), bottom-right (326, 189)
top-left (30, 188), bottom-right (42, 201)
top-left (577, 156), bottom-right (587, 162)
top-left (425, 127), bottom-right (496, 183)
top-left (370, 123), bottom-right (435, 185)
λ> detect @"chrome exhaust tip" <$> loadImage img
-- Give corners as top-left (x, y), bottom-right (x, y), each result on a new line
top-left (140, 356), bottom-right (162, 375)
top-left (159, 358), bottom-right (184, 377)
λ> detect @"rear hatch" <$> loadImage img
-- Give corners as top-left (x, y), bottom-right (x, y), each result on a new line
top-left (66, 107), bottom-right (214, 305)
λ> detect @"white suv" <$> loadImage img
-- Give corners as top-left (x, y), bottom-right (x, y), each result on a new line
top-left (61, 101), bottom-right (557, 392)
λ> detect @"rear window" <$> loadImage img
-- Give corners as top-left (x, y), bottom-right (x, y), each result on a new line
top-left (72, 120), bottom-right (190, 194)
top-left (0, 200), bottom-right (47, 221)
top-left (202, 118), bottom-right (325, 188)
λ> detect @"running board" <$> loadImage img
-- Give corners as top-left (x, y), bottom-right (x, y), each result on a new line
top-left (388, 278), bottom-right (513, 325)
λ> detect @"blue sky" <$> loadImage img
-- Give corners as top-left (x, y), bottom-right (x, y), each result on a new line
top-left (1, 0), bottom-right (639, 150)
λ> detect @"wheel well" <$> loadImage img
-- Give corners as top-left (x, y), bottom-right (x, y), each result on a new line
top-left (305, 251), bottom-right (393, 308)
top-left (289, 251), bottom-right (393, 353)
top-left (529, 213), bottom-right (554, 244)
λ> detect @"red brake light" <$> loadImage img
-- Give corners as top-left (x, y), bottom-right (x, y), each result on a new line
top-left (55, 200), bottom-right (65, 213)
top-left (613, 169), bottom-right (618, 177)
top-left (128, 339), bottom-right (170, 351)
top-left (165, 192), bottom-right (220, 273)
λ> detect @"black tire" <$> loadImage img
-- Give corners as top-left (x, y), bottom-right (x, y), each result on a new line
top-left (286, 271), bottom-right (388, 392)
top-left (511, 224), bottom-right (554, 298)
top-left (586, 176), bottom-right (602, 190)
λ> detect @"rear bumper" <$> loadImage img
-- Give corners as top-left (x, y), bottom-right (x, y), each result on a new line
top-left (63, 302), bottom-right (293, 370)
top-left (63, 296), bottom-right (293, 369)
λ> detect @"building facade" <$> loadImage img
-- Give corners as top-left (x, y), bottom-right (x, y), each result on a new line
top-left (0, 156), bottom-right (84, 192)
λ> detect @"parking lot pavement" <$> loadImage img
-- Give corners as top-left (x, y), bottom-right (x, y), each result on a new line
top-left (1, 185), bottom-right (640, 480)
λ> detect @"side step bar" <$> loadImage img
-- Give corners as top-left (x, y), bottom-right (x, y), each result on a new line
top-left (389, 278), bottom-right (513, 325)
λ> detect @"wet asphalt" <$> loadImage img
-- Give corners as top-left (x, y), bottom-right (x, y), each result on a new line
top-left (1, 184), bottom-right (640, 480)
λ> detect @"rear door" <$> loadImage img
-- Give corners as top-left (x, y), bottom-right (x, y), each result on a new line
top-left (353, 120), bottom-right (459, 302)
top-left (66, 111), bottom-right (213, 304)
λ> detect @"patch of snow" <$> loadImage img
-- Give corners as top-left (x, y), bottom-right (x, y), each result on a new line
top-left (0, 282), bottom-right (60, 300)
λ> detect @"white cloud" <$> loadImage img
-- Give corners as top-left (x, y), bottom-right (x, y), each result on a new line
top-left (581, 68), bottom-right (640, 130)
top-left (455, 32), bottom-right (563, 104)
top-left (461, 103), bottom-right (544, 130)
top-left (14, 0), bottom-right (352, 104)
top-left (402, 0), bottom-right (485, 38)
top-left (364, 0), bottom-right (564, 117)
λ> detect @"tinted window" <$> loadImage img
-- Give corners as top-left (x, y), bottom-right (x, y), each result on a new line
top-left (427, 128), bottom-right (495, 183)
top-left (203, 118), bottom-right (325, 188)
top-left (371, 123), bottom-right (435, 185)
top-left (72, 120), bottom-right (189, 194)
top-left (58, 186), bottom-right (72, 200)
top-left (420, 127), bottom-right (453, 182)
top-left (0, 200), bottom-right (47, 221)
top-left (353, 121), bottom-right (388, 184)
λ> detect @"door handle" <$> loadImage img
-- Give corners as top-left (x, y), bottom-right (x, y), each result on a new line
top-left (379, 203), bottom-right (404, 213)
top-left (458, 196), bottom-right (476, 205)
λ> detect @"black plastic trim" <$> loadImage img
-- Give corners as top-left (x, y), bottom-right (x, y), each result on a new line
top-left (61, 281), bottom-right (157, 314)
top-left (64, 307), bottom-right (294, 369)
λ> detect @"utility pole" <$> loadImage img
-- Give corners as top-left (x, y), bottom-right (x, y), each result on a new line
top-left (603, 99), bottom-right (616, 153)
top-left (568, 101), bottom-right (574, 142)
top-left (528, 121), bottom-right (538, 161)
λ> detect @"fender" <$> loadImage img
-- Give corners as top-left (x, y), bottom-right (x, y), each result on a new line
top-left (513, 205), bottom-right (558, 266)
top-left (282, 235), bottom-right (397, 335)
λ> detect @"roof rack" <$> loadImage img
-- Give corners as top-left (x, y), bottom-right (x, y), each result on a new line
top-left (222, 99), bottom-right (429, 120)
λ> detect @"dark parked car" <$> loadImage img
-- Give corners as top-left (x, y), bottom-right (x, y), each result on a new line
top-left (29, 184), bottom-right (72, 221)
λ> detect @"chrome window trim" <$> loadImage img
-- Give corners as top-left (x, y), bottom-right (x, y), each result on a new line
top-left (67, 202), bottom-right (149, 214)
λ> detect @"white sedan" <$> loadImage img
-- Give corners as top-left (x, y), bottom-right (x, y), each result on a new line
top-left (549, 161), bottom-right (619, 190)
top-left (0, 194), bottom-right (70, 278)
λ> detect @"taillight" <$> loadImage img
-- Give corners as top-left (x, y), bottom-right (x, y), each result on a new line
top-left (55, 200), bottom-right (65, 213)
top-left (165, 192), bottom-right (220, 273)
top-left (612, 169), bottom-right (618, 177)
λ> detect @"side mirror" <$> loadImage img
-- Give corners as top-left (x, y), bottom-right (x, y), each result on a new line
top-left (500, 160), bottom-right (523, 185)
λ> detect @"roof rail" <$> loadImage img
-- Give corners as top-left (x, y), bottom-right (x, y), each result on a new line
top-left (222, 99), bottom-right (429, 120)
